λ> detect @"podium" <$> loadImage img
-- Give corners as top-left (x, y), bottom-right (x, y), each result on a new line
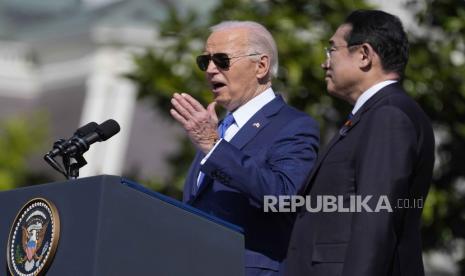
top-left (0, 175), bottom-right (244, 276)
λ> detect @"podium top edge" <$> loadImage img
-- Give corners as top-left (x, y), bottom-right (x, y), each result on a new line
top-left (121, 178), bottom-right (244, 234)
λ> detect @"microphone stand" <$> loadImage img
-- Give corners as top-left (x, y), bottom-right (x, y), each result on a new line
top-left (44, 154), bottom-right (68, 179)
top-left (65, 155), bottom-right (87, 179)
top-left (44, 139), bottom-right (87, 180)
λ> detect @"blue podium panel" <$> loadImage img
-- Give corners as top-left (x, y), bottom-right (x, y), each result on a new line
top-left (0, 175), bottom-right (244, 276)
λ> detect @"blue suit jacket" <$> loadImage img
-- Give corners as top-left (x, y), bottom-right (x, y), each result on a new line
top-left (183, 95), bottom-right (319, 273)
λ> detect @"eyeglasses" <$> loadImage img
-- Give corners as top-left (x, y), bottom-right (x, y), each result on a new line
top-left (324, 44), bottom-right (361, 59)
top-left (196, 53), bottom-right (260, 71)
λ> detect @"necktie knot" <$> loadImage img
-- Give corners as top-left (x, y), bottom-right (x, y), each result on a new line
top-left (218, 113), bottom-right (235, 138)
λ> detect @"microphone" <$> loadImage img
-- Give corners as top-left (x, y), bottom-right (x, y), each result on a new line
top-left (46, 122), bottom-right (99, 158)
top-left (43, 119), bottom-right (120, 179)
top-left (75, 122), bottom-right (99, 137)
top-left (62, 119), bottom-right (120, 157)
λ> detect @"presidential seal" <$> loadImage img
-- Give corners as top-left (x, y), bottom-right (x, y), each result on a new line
top-left (7, 198), bottom-right (60, 276)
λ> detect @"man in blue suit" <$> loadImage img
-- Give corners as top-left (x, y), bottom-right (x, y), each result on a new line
top-left (285, 10), bottom-right (435, 276)
top-left (170, 21), bottom-right (319, 275)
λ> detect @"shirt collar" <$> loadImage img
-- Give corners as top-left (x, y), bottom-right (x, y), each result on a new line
top-left (230, 87), bottom-right (276, 128)
top-left (351, 80), bottom-right (397, 115)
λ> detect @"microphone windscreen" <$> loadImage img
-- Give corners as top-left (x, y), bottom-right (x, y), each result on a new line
top-left (74, 122), bottom-right (99, 137)
top-left (97, 119), bottom-right (121, 141)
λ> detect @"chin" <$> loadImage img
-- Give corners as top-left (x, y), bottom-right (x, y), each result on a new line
top-left (326, 86), bottom-right (336, 96)
top-left (327, 89), bottom-right (343, 100)
top-left (215, 98), bottom-right (229, 110)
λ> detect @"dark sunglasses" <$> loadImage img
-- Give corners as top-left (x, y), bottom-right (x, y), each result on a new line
top-left (196, 53), bottom-right (260, 71)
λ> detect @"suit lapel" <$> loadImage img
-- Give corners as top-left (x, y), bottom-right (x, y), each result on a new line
top-left (301, 83), bottom-right (400, 194)
top-left (303, 107), bottom-right (365, 191)
top-left (229, 111), bottom-right (269, 149)
top-left (301, 129), bottom-right (343, 194)
top-left (230, 95), bottom-right (285, 149)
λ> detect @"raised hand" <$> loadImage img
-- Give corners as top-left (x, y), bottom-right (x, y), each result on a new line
top-left (170, 93), bottom-right (219, 154)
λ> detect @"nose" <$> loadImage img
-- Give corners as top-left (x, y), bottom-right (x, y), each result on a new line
top-left (206, 59), bottom-right (219, 74)
top-left (321, 58), bottom-right (330, 70)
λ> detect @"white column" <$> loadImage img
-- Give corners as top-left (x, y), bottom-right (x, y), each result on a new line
top-left (79, 47), bottom-right (137, 177)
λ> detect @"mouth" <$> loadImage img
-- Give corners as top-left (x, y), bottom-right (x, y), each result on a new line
top-left (210, 80), bottom-right (226, 93)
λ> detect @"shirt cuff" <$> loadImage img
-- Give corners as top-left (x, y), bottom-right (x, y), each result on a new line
top-left (200, 138), bottom-right (223, 165)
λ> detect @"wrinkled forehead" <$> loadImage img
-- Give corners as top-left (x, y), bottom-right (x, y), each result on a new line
top-left (205, 28), bottom-right (250, 54)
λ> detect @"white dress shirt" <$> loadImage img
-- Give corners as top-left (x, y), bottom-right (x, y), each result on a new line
top-left (351, 80), bottom-right (397, 115)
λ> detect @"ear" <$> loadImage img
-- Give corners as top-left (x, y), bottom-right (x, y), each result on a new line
top-left (358, 43), bottom-right (375, 70)
top-left (256, 54), bottom-right (271, 80)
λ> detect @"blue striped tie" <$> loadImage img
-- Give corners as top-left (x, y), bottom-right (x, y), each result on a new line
top-left (218, 113), bottom-right (235, 139)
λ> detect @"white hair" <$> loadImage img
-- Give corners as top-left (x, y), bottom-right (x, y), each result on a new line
top-left (210, 20), bottom-right (279, 80)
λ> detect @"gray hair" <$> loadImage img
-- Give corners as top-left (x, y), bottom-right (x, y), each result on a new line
top-left (210, 21), bottom-right (279, 80)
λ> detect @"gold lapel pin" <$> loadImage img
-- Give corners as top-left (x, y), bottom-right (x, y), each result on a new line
top-left (253, 122), bottom-right (260, 128)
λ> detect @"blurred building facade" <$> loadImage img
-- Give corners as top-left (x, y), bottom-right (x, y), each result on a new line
top-left (0, 0), bottom-right (189, 181)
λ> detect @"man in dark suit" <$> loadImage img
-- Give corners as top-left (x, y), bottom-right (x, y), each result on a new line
top-left (170, 21), bottom-right (319, 275)
top-left (285, 10), bottom-right (435, 276)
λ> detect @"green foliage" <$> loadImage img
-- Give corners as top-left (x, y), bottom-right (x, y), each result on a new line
top-left (404, 0), bottom-right (465, 269)
top-left (0, 114), bottom-right (49, 190)
top-left (129, 0), bottom-right (465, 272)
